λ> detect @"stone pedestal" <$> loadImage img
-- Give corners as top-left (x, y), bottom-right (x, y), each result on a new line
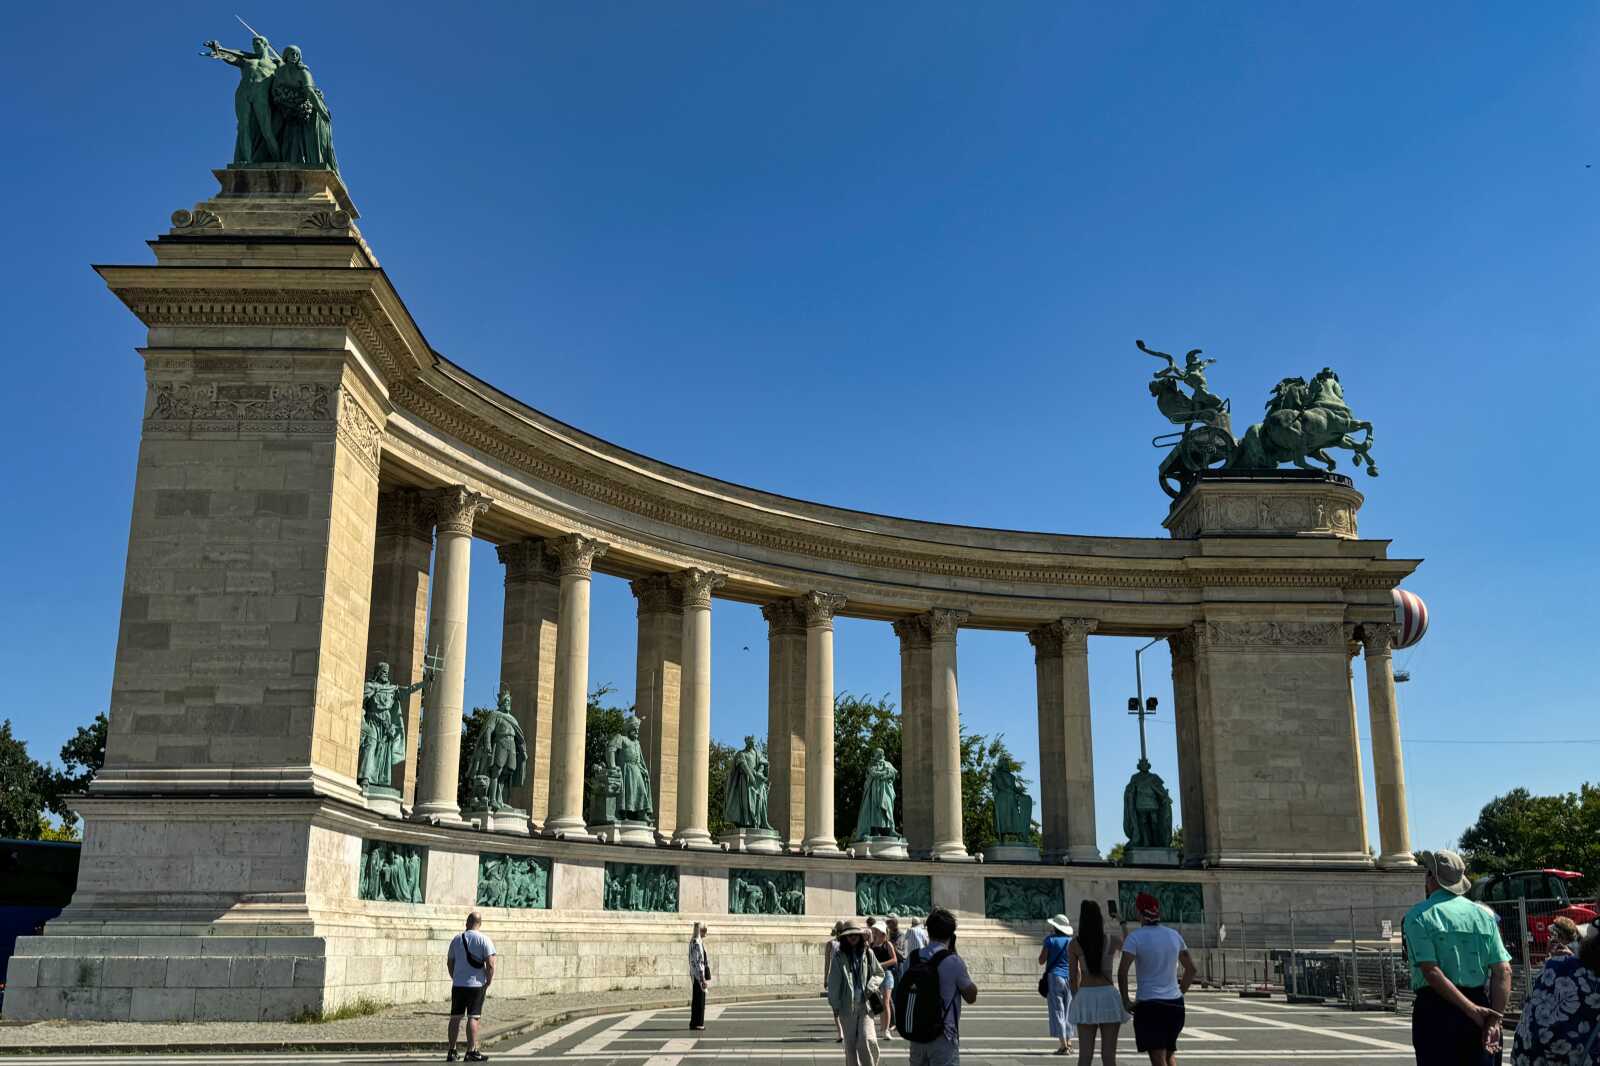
top-left (983, 844), bottom-right (1043, 863)
top-left (464, 808), bottom-right (530, 835)
top-left (1164, 472), bottom-right (1363, 539)
top-left (719, 828), bottom-right (783, 855)
top-left (363, 785), bottom-right (403, 819)
top-left (593, 820), bottom-right (656, 846)
top-left (1124, 846), bottom-right (1181, 867)
top-left (852, 836), bottom-right (910, 859)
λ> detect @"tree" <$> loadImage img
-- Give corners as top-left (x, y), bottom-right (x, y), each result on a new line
top-left (1459, 785), bottom-right (1600, 893)
top-left (706, 738), bottom-right (738, 838)
top-left (832, 692), bottom-right (902, 844)
top-left (45, 713), bottom-right (108, 831)
top-left (0, 720), bottom-right (49, 839)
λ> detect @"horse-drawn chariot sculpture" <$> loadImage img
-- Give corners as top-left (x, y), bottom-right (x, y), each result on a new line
top-left (1138, 339), bottom-right (1379, 498)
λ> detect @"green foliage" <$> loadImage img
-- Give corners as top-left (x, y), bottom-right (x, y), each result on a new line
top-left (960, 733), bottom-right (1038, 854)
top-left (1106, 842), bottom-right (1127, 865)
top-left (832, 692), bottom-right (903, 844)
top-left (1459, 785), bottom-right (1600, 893)
top-left (583, 684), bottom-right (632, 785)
top-left (706, 738), bottom-right (740, 838)
top-left (291, 995), bottom-right (389, 1024)
top-left (0, 720), bottom-right (50, 839)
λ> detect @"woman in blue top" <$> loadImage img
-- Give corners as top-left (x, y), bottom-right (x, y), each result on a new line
top-left (1039, 912), bottom-right (1076, 1055)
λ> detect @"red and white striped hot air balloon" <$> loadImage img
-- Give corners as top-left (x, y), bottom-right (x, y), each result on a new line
top-left (1393, 588), bottom-right (1429, 649)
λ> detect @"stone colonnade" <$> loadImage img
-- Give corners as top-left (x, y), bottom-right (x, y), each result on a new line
top-left (365, 487), bottom-right (1415, 866)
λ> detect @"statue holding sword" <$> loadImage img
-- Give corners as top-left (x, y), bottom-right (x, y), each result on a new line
top-left (201, 17), bottom-right (338, 172)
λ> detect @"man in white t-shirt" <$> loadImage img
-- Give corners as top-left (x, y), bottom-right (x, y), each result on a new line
top-left (446, 911), bottom-right (497, 1062)
top-left (1117, 893), bottom-right (1196, 1066)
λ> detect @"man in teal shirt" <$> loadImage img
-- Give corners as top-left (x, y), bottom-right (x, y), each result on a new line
top-left (1402, 849), bottom-right (1511, 1066)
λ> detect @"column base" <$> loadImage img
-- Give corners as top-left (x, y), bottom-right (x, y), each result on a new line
top-left (1377, 851), bottom-right (1418, 869)
top-left (410, 802), bottom-right (468, 827)
top-left (670, 828), bottom-right (719, 850)
top-left (463, 808), bottom-right (531, 835)
top-left (719, 828), bottom-right (783, 854)
top-left (541, 815), bottom-right (597, 843)
top-left (802, 836), bottom-right (843, 856)
top-left (1065, 845), bottom-right (1105, 864)
top-left (931, 842), bottom-right (974, 862)
top-left (362, 785), bottom-right (403, 819)
top-left (593, 820), bottom-right (658, 846)
top-left (1124, 846), bottom-right (1181, 867)
top-left (851, 836), bottom-right (910, 860)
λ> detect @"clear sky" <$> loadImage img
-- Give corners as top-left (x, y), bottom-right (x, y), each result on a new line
top-left (3, 3), bottom-right (1597, 854)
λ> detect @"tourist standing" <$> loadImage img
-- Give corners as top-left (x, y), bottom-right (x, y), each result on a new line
top-left (828, 920), bottom-right (885, 1066)
top-left (871, 925), bottom-right (901, 1038)
top-left (895, 906), bottom-right (979, 1065)
top-left (904, 916), bottom-right (929, 958)
top-left (1117, 892), bottom-right (1195, 1066)
top-left (886, 916), bottom-right (908, 981)
top-left (1039, 913), bottom-right (1076, 1055)
top-left (1512, 924), bottom-right (1600, 1065)
top-left (1403, 850), bottom-right (1511, 1066)
top-left (688, 922), bottom-right (712, 1031)
top-left (445, 911), bottom-right (496, 1063)
top-left (1068, 900), bottom-right (1129, 1066)
top-left (826, 920), bottom-right (847, 1042)
top-left (1544, 916), bottom-right (1580, 959)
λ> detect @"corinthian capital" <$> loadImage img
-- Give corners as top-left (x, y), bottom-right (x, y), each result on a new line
top-left (631, 573), bottom-right (681, 615)
top-left (1027, 622), bottom-right (1064, 660)
top-left (376, 488), bottom-right (434, 542)
top-left (1360, 622), bottom-right (1395, 657)
top-left (761, 599), bottom-right (803, 633)
top-left (893, 615), bottom-right (932, 649)
top-left (1167, 626), bottom-right (1197, 663)
top-left (925, 608), bottom-right (969, 641)
top-left (1059, 617), bottom-right (1098, 648)
top-left (429, 486), bottom-right (492, 536)
top-left (497, 538), bottom-right (559, 585)
top-left (671, 567), bottom-right (727, 609)
top-left (796, 591), bottom-right (847, 629)
top-left (551, 533), bottom-right (608, 578)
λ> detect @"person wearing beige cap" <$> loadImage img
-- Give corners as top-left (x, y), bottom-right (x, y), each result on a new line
top-left (1403, 849), bottom-right (1511, 1066)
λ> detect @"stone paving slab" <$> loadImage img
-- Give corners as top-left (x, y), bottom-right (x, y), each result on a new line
top-left (0, 988), bottom-right (815, 1054)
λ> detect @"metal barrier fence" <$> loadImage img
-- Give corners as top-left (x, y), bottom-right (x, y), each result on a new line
top-left (1163, 896), bottom-right (1583, 1016)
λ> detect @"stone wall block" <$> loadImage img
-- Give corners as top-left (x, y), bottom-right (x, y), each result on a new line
top-left (166, 956), bottom-right (233, 989)
top-left (130, 987), bottom-right (197, 1022)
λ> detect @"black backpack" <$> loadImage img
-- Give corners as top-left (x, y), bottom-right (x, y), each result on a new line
top-left (893, 947), bottom-right (954, 1044)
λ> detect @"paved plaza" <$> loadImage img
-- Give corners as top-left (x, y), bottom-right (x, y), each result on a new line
top-left (12, 990), bottom-right (1421, 1064)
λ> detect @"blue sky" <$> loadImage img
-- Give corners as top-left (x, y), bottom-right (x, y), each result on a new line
top-left (3, 3), bottom-right (1597, 853)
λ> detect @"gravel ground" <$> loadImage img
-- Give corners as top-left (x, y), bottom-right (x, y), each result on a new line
top-left (0, 988), bottom-right (814, 1052)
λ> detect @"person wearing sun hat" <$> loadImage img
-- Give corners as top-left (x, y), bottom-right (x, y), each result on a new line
top-left (1038, 913), bottom-right (1076, 1054)
top-left (1117, 892), bottom-right (1195, 1066)
top-left (827, 919), bottom-right (886, 1066)
top-left (1403, 849), bottom-right (1511, 1066)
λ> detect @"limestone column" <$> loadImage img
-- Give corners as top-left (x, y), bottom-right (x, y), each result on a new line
top-left (895, 616), bottom-right (935, 856)
top-left (632, 575), bottom-right (683, 836)
top-left (763, 600), bottom-right (808, 848)
top-left (497, 539), bottom-right (560, 824)
top-left (927, 608), bottom-right (970, 860)
top-left (543, 534), bottom-right (609, 838)
top-left (1167, 628), bottom-right (1207, 866)
top-left (367, 488), bottom-right (434, 807)
top-left (413, 486), bottom-right (491, 823)
top-left (671, 568), bottom-right (727, 848)
top-left (1342, 625), bottom-right (1372, 861)
top-left (1028, 623), bottom-right (1068, 860)
top-left (1059, 618), bottom-right (1101, 862)
top-left (1362, 623), bottom-right (1415, 868)
top-left (800, 591), bottom-right (847, 854)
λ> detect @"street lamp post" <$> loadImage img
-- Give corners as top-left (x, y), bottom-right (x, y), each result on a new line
top-left (1129, 637), bottom-right (1162, 768)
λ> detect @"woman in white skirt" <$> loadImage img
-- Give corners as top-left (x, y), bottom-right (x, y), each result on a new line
top-left (1066, 899), bottom-right (1130, 1065)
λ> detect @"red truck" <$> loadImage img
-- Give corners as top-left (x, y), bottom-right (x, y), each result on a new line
top-left (1467, 868), bottom-right (1597, 953)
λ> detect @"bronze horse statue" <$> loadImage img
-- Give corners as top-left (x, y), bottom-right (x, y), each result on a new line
top-left (1229, 369), bottom-right (1378, 476)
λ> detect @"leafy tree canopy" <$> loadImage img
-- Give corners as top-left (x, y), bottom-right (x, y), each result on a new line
top-left (0, 715), bottom-right (106, 840)
top-left (1459, 785), bottom-right (1599, 893)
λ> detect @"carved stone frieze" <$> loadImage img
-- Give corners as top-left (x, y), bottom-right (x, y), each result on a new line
top-left (1164, 481), bottom-right (1362, 541)
top-left (430, 486), bottom-right (491, 537)
top-left (551, 534), bottom-right (608, 578)
top-left (170, 208), bottom-right (222, 231)
top-left (336, 387), bottom-right (383, 477)
top-left (146, 381), bottom-right (332, 429)
top-left (671, 568), bottom-right (727, 610)
top-left (1203, 621), bottom-right (1343, 648)
top-left (498, 539), bottom-right (559, 585)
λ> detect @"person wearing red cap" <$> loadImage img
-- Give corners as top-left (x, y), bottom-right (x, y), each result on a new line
top-left (1116, 893), bottom-right (1195, 1066)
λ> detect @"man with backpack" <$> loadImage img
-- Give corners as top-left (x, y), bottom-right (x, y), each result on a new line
top-left (446, 911), bottom-right (496, 1062)
top-left (893, 907), bottom-right (979, 1065)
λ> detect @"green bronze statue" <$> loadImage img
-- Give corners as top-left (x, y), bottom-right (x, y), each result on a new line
top-left (722, 736), bottom-right (772, 831)
top-left (990, 761), bottom-right (1034, 843)
top-left (464, 691), bottom-right (529, 813)
top-left (605, 717), bottom-right (655, 824)
top-left (1122, 758), bottom-right (1174, 849)
top-left (853, 747), bottom-right (900, 841)
top-left (357, 661), bottom-right (431, 794)
top-left (203, 30), bottom-right (338, 172)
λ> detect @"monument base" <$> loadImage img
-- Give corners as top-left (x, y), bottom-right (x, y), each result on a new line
top-left (1125, 846), bottom-right (1182, 867)
top-left (362, 785), bottom-right (403, 819)
top-left (464, 808), bottom-right (530, 835)
top-left (983, 844), bottom-right (1043, 863)
top-left (719, 828), bottom-right (783, 855)
top-left (1164, 472), bottom-right (1363, 539)
top-left (852, 836), bottom-right (909, 860)
top-left (592, 820), bottom-right (657, 846)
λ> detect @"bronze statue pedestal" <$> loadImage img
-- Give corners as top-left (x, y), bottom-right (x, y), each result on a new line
top-left (982, 843), bottom-right (1042, 863)
top-left (465, 808), bottom-right (530, 835)
top-left (362, 784), bottom-right (403, 820)
top-left (851, 835), bottom-right (910, 860)
top-left (1124, 846), bottom-right (1181, 867)
top-left (592, 819), bottom-right (655, 846)
top-left (718, 828), bottom-right (782, 855)
top-left (1164, 472), bottom-right (1363, 539)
